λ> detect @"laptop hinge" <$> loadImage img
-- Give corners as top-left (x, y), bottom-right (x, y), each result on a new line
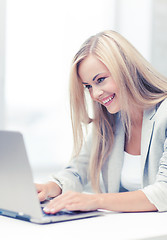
top-left (0, 209), bottom-right (30, 221)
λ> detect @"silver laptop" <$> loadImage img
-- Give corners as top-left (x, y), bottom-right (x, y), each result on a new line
top-left (0, 131), bottom-right (103, 224)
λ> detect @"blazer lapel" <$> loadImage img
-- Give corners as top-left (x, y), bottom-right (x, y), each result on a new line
top-left (102, 105), bottom-right (157, 193)
top-left (141, 106), bottom-right (156, 184)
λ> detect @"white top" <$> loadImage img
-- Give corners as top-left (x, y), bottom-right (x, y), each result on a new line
top-left (121, 151), bottom-right (142, 191)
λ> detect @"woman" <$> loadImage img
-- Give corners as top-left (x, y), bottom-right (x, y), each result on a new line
top-left (36, 30), bottom-right (167, 214)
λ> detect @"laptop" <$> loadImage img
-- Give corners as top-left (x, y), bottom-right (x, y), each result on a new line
top-left (0, 131), bottom-right (104, 224)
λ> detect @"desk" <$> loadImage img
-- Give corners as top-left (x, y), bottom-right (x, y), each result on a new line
top-left (1, 211), bottom-right (167, 240)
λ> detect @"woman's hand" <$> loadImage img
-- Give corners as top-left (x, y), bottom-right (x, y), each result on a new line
top-left (42, 190), bottom-right (158, 214)
top-left (43, 191), bottom-right (100, 214)
top-left (35, 181), bottom-right (62, 202)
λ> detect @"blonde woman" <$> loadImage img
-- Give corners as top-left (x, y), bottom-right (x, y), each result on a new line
top-left (36, 30), bottom-right (167, 213)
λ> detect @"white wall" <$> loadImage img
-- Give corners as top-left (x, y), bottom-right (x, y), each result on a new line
top-left (5, 0), bottom-right (116, 179)
top-left (0, 0), bottom-right (6, 128)
top-left (151, 0), bottom-right (167, 76)
top-left (114, 0), bottom-right (167, 77)
top-left (114, 0), bottom-right (152, 61)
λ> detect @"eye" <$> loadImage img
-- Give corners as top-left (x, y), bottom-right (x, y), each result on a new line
top-left (97, 77), bottom-right (105, 84)
top-left (84, 84), bottom-right (92, 89)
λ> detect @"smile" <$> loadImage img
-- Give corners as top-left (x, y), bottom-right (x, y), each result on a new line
top-left (102, 94), bottom-right (115, 105)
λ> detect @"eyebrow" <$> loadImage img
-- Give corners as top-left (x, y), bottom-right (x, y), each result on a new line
top-left (82, 73), bottom-right (101, 85)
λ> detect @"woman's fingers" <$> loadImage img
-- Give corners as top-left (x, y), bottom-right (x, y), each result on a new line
top-left (35, 182), bottom-right (62, 202)
top-left (43, 191), bottom-right (74, 213)
top-left (43, 191), bottom-right (99, 214)
top-left (35, 183), bottom-right (49, 202)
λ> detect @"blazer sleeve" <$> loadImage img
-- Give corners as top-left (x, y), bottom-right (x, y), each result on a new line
top-left (142, 119), bottom-right (167, 212)
top-left (51, 135), bottom-right (92, 193)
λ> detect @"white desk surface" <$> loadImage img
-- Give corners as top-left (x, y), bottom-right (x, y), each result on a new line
top-left (1, 211), bottom-right (167, 240)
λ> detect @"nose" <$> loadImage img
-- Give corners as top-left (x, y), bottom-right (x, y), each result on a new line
top-left (91, 86), bottom-right (103, 99)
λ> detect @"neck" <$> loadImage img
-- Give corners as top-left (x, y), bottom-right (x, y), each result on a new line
top-left (130, 108), bottom-right (143, 127)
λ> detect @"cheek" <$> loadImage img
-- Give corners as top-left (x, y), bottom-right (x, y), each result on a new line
top-left (105, 78), bottom-right (119, 92)
top-left (108, 82), bottom-right (117, 92)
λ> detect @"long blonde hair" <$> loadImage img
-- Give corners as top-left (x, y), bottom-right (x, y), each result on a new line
top-left (69, 30), bottom-right (167, 192)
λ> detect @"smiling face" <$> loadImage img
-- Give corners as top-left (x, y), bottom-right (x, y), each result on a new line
top-left (78, 54), bottom-right (120, 114)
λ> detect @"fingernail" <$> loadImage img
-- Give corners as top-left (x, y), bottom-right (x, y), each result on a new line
top-left (43, 207), bottom-right (49, 212)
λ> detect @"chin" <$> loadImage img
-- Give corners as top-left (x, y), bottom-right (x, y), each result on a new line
top-left (107, 107), bottom-right (120, 114)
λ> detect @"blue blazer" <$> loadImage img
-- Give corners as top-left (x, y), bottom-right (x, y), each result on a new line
top-left (53, 98), bottom-right (167, 212)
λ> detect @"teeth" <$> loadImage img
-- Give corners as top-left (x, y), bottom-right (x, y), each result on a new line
top-left (103, 95), bottom-right (115, 104)
top-left (103, 98), bottom-right (111, 104)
